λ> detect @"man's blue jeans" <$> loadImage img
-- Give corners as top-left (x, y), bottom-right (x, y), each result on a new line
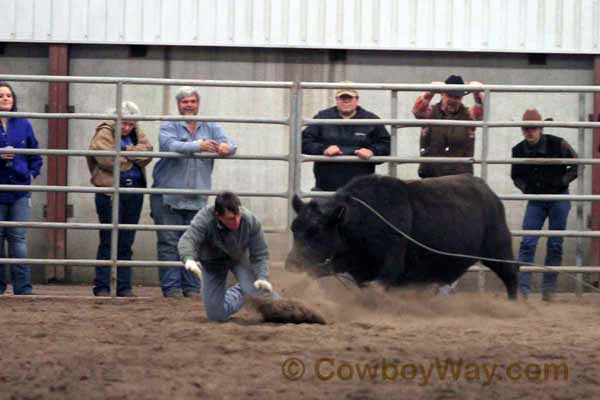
top-left (518, 198), bottom-right (571, 296)
top-left (0, 196), bottom-right (32, 295)
top-left (202, 263), bottom-right (278, 322)
top-left (94, 193), bottom-right (144, 295)
top-left (150, 194), bottom-right (201, 297)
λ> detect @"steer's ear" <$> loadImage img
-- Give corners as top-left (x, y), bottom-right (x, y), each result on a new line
top-left (292, 194), bottom-right (305, 213)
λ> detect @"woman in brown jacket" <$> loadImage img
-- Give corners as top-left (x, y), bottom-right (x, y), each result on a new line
top-left (86, 101), bottom-right (153, 297)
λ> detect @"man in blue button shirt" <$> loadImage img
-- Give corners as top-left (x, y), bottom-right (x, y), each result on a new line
top-left (151, 86), bottom-right (237, 298)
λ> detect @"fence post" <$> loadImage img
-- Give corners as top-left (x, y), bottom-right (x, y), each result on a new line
top-left (287, 82), bottom-right (301, 251)
top-left (46, 44), bottom-right (70, 283)
top-left (478, 89), bottom-right (491, 293)
top-left (389, 90), bottom-right (399, 178)
top-left (576, 93), bottom-right (586, 296)
top-left (295, 84), bottom-right (304, 201)
top-left (110, 83), bottom-right (124, 297)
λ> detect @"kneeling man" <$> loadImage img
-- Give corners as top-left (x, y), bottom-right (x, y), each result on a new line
top-left (178, 191), bottom-right (276, 321)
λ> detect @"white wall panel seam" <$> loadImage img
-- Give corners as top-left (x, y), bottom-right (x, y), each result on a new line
top-left (32, 0), bottom-right (36, 40)
top-left (12, 0), bottom-right (18, 39)
top-left (372, 0), bottom-right (380, 44)
top-left (574, 0), bottom-right (582, 50)
top-left (391, 0), bottom-right (398, 46)
top-left (592, 0), bottom-right (600, 49)
top-left (336, 0), bottom-right (343, 44)
top-left (556, 0), bottom-right (563, 48)
top-left (447, 0), bottom-right (454, 47)
top-left (265, 0), bottom-right (271, 42)
top-left (519, 0), bottom-right (526, 48)
top-left (464, 0), bottom-right (471, 49)
top-left (409, 0), bottom-right (417, 45)
top-left (354, 0), bottom-right (361, 46)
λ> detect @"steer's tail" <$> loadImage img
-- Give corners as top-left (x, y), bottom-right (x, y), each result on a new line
top-left (481, 223), bottom-right (519, 300)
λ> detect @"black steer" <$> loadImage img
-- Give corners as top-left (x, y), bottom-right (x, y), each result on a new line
top-left (286, 174), bottom-right (518, 299)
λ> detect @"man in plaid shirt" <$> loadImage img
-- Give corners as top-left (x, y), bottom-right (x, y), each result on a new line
top-left (412, 74), bottom-right (484, 179)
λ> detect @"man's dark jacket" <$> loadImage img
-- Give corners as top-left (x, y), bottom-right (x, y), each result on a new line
top-left (511, 134), bottom-right (578, 194)
top-left (302, 105), bottom-right (391, 191)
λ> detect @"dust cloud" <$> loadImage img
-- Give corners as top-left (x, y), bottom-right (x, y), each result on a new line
top-left (275, 270), bottom-right (529, 324)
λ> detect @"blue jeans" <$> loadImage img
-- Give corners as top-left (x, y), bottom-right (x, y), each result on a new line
top-left (202, 263), bottom-right (278, 322)
top-left (0, 196), bottom-right (32, 295)
top-left (150, 194), bottom-right (201, 296)
top-left (94, 193), bottom-right (143, 295)
top-left (518, 198), bottom-right (571, 295)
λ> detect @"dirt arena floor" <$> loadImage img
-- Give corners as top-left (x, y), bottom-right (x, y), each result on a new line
top-left (1, 270), bottom-right (599, 400)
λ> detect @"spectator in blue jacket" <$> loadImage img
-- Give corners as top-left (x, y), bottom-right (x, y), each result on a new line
top-left (302, 84), bottom-right (390, 191)
top-left (151, 86), bottom-right (237, 298)
top-left (0, 82), bottom-right (43, 295)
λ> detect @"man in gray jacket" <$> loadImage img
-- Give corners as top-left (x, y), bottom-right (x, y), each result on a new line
top-left (178, 191), bottom-right (275, 321)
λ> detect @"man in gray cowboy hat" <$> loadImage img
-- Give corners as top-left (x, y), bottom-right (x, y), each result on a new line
top-left (413, 74), bottom-right (484, 178)
top-left (412, 74), bottom-right (484, 296)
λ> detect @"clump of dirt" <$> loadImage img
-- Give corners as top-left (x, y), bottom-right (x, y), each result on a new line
top-left (247, 295), bottom-right (327, 324)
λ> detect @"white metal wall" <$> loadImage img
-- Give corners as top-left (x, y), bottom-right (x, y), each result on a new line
top-left (3, 0), bottom-right (600, 54)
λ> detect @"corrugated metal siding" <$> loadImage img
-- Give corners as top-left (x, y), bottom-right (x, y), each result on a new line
top-left (2, 0), bottom-right (600, 54)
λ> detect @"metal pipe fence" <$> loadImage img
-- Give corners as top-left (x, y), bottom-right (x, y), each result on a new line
top-left (1, 75), bottom-right (600, 296)
top-left (302, 118), bottom-right (600, 129)
top-left (0, 111), bottom-right (289, 125)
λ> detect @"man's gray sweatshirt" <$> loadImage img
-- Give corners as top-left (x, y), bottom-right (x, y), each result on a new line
top-left (177, 206), bottom-right (269, 280)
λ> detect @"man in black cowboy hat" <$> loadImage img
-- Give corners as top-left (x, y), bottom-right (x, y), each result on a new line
top-left (412, 74), bottom-right (484, 296)
top-left (413, 74), bottom-right (484, 178)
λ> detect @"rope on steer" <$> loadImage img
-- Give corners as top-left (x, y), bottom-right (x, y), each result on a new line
top-left (350, 196), bottom-right (600, 295)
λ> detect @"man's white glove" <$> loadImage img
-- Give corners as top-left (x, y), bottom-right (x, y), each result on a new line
top-left (184, 259), bottom-right (202, 279)
top-left (254, 279), bottom-right (273, 293)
